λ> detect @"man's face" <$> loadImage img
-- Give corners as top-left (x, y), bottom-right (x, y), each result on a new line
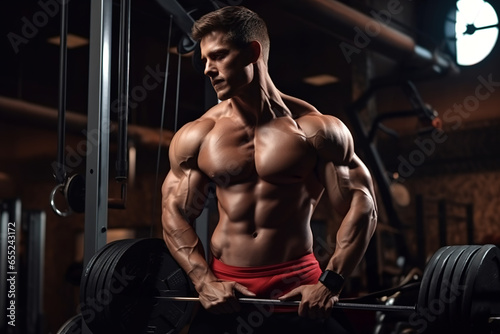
top-left (200, 31), bottom-right (254, 100)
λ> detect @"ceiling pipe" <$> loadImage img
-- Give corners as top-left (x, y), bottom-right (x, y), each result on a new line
top-left (280, 0), bottom-right (459, 75)
top-left (0, 96), bottom-right (173, 148)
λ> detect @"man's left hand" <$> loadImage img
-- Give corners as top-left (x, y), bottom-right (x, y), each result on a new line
top-left (278, 282), bottom-right (339, 319)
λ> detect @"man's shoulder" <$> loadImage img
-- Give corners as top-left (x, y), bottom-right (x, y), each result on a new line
top-left (302, 113), bottom-right (353, 164)
top-left (280, 96), bottom-right (353, 163)
top-left (176, 117), bottom-right (215, 141)
top-left (169, 116), bottom-right (216, 162)
top-left (281, 93), bottom-right (319, 118)
top-left (296, 112), bottom-right (345, 130)
top-left (170, 103), bottom-right (228, 152)
top-left (279, 92), bottom-right (349, 137)
top-left (281, 93), bottom-right (341, 124)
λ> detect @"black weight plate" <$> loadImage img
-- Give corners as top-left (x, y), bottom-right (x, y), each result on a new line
top-left (449, 245), bottom-right (481, 330)
top-left (437, 245), bottom-right (468, 331)
top-left (89, 240), bottom-right (132, 328)
top-left (80, 241), bottom-right (120, 326)
top-left (85, 239), bottom-right (145, 334)
top-left (104, 238), bottom-right (194, 334)
top-left (438, 246), bottom-right (467, 324)
top-left (93, 239), bottom-right (136, 331)
top-left (148, 246), bottom-right (195, 331)
top-left (105, 239), bottom-right (154, 333)
top-left (82, 239), bottom-right (135, 332)
top-left (139, 239), bottom-right (193, 333)
top-left (88, 240), bottom-right (122, 300)
top-left (467, 244), bottom-right (500, 333)
top-left (56, 313), bottom-right (82, 334)
top-left (86, 241), bottom-right (118, 330)
top-left (425, 246), bottom-right (457, 331)
top-left (461, 244), bottom-right (497, 331)
top-left (80, 241), bottom-right (116, 302)
top-left (418, 246), bottom-right (451, 315)
top-left (97, 239), bottom-right (139, 319)
top-left (100, 239), bottom-right (144, 327)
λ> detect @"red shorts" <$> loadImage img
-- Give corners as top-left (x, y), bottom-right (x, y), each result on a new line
top-left (211, 253), bottom-right (322, 312)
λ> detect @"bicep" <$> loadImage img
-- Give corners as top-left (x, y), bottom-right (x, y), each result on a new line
top-left (310, 116), bottom-right (370, 209)
top-left (311, 115), bottom-right (354, 165)
top-left (162, 167), bottom-right (210, 223)
top-left (321, 154), bottom-right (377, 216)
top-left (162, 121), bottom-right (213, 222)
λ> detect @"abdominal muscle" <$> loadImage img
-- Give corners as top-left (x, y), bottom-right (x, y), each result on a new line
top-left (209, 179), bottom-right (321, 267)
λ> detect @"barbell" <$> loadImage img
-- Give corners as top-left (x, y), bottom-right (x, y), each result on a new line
top-left (79, 238), bottom-right (500, 334)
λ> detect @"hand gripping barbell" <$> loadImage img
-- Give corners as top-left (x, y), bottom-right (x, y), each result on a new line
top-left (79, 238), bottom-right (500, 334)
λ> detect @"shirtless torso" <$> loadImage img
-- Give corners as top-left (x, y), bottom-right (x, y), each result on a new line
top-left (161, 25), bottom-right (377, 317)
top-left (172, 96), bottom-right (338, 265)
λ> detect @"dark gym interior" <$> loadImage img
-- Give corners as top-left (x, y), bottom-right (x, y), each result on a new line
top-left (1, 0), bottom-right (500, 333)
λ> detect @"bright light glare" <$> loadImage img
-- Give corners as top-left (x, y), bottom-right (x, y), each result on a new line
top-left (456, 0), bottom-right (499, 65)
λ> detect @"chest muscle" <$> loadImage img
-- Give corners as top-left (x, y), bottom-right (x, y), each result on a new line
top-left (198, 118), bottom-right (317, 186)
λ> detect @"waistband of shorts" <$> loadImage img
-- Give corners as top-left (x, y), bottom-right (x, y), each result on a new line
top-left (211, 253), bottom-right (319, 278)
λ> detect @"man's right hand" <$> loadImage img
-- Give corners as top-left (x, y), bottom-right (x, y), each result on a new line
top-left (197, 280), bottom-right (256, 314)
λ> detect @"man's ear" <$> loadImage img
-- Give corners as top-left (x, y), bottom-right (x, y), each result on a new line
top-left (248, 41), bottom-right (262, 63)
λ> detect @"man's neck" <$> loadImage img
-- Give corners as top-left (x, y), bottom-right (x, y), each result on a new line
top-left (229, 60), bottom-right (291, 125)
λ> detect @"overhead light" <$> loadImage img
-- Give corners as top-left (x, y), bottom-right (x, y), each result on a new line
top-left (303, 74), bottom-right (339, 86)
top-left (47, 33), bottom-right (89, 48)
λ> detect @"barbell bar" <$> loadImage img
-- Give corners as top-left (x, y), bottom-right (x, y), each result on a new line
top-left (156, 296), bottom-right (417, 312)
top-left (79, 238), bottom-right (500, 334)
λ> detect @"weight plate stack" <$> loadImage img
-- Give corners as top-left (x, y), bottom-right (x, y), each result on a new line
top-left (425, 246), bottom-right (457, 332)
top-left (449, 245), bottom-right (481, 332)
top-left (80, 240), bottom-right (128, 328)
top-left (94, 239), bottom-right (136, 331)
top-left (436, 245), bottom-right (468, 331)
top-left (445, 246), bottom-right (480, 332)
top-left (96, 238), bottom-right (194, 334)
top-left (417, 246), bottom-right (450, 318)
top-left (466, 244), bottom-right (500, 334)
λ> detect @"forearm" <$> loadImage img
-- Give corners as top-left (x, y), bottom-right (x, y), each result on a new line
top-left (162, 204), bottom-right (218, 290)
top-left (326, 190), bottom-right (377, 281)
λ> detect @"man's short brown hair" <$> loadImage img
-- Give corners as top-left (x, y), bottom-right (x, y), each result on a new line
top-left (191, 6), bottom-right (270, 64)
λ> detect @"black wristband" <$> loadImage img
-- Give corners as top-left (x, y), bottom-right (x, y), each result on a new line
top-left (319, 270), bottom-right (344, 294)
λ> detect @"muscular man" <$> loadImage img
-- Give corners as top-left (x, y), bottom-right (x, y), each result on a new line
top-left (161, 6), bottom-right (377, 333)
